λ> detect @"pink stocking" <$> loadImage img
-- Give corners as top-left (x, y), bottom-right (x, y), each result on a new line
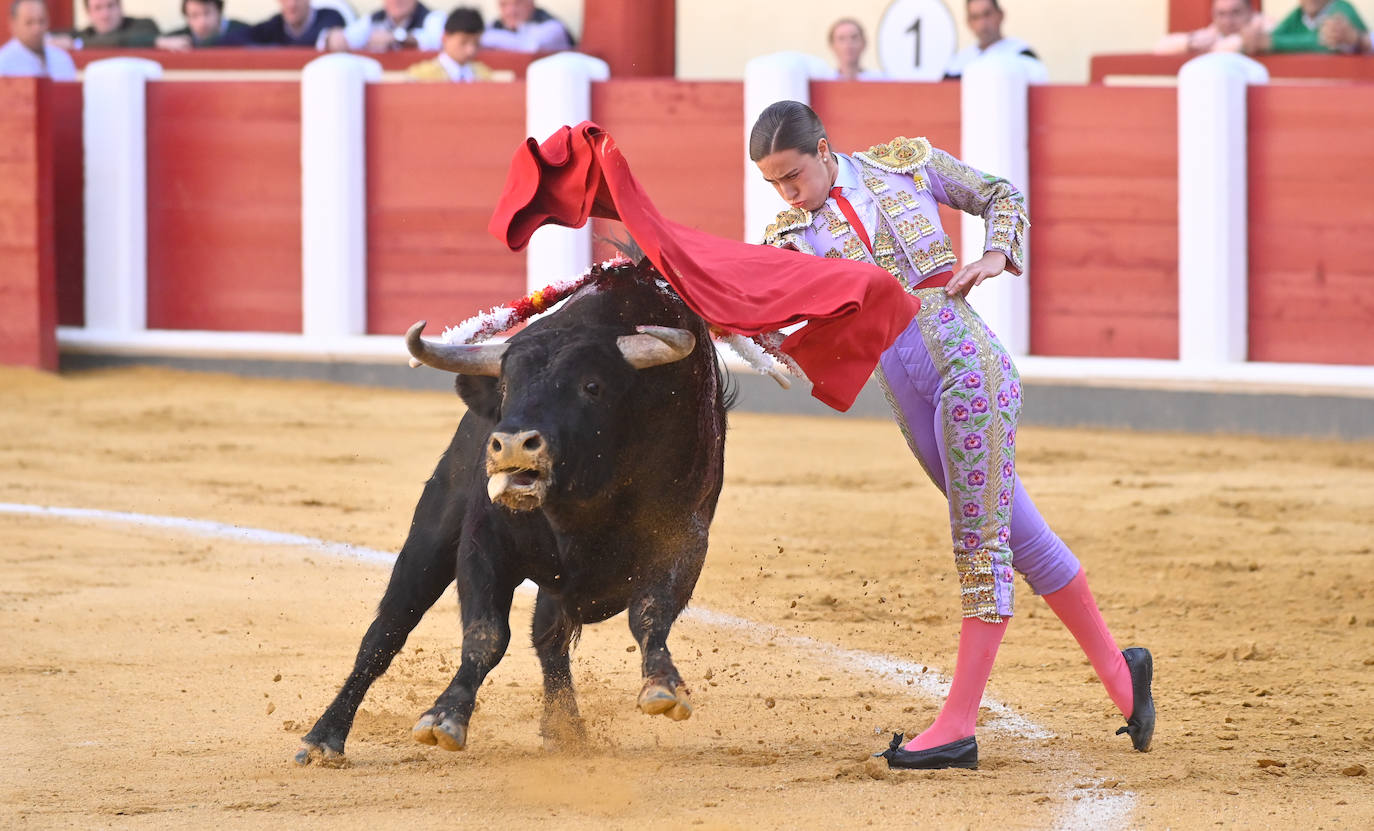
top-left (1041, 567), bottom-right (1134, 718)
top-left (905, 616), bottom-right (1008, 751)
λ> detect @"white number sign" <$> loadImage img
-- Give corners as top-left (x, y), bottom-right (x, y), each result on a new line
top-left (876, 0), bottom-right (959, 81)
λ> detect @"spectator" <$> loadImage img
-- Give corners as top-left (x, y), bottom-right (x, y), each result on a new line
top-left (827, 17), bottom-right (883, 80)
top-left (407, 7), bottom-right (491, 81)
top-left (156, 0), bottom-right (252, 50)
top-left (1243, 0), bottom-right (1367, 53)
top-left (1154, 0), bottom-right (1268, 54)
top-left (324, 0), bottom-right (442, 52)
top-left (49, 0), bottom-right (158, 49)
top-left (479, 0), bottom-right (571, 52)
top-left (943, 0), bottom-right (1038, 79)
top-left (250, 0), bottom-right (345, 47)
top-left (0, 0), bottom-right (77, 79)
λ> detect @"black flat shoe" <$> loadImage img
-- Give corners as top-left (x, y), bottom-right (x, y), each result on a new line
top-left (875, 733), bottom-right (979, 770)
top-left (1116, 646), bottom-right (1155, 752)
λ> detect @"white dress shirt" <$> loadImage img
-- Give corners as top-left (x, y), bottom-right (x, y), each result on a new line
top-left (340, 9), bottom-right (443, 51)
top-left (829, 153), bottom-right (879, 244)
top-left (944, 36), bottom-right (1037, 78)
top-left (0, 38), bottom-right (77, 80)
top-left (479, 18), bottom-right (572, 52)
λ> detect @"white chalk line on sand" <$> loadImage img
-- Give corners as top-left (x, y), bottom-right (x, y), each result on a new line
top-left (0, 502), bottom-right (1134, 830)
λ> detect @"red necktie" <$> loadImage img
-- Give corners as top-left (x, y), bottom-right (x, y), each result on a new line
top-left (829, 186), bottom-right (872, 255)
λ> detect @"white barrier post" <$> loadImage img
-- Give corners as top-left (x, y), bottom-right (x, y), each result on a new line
top-left (1177, 53), bottom-right (1268, 365)
top-left (959, 54), bottom-right (1041, 357)
top-left (301, 54), bottom-right (381, 338)
top-left (83, 58), bottom-right (161, 333)
top-left (524, 53), bottom-right (610, 293)
top-left (742, 51), bottom-right (832, 242)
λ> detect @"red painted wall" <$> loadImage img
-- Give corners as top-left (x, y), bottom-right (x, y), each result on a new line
top-left (0, 78), bottom-right (56, 370)
top-left (53, 81), bottom-right (83, 327)
top-left (145, 81), bottom-right (302, 331)
top-left (1247, 85), bottom-right (1374, 365)
top-left (811, 80), bottom-right (964, 261)
top-left (1028, 85), bottom-right (1179, 358)
top-left (364, 83), bottom-right (527, 335)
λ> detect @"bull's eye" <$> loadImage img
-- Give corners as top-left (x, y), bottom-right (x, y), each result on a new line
top-left (583, 380), bottom-right (602, 398)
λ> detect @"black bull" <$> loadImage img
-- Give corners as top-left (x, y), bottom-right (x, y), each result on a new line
top-left (296, 262), bottom-right (731, 765)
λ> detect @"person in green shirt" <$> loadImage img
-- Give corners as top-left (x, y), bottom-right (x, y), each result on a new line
top-left (1243, 0), bottom-right (1367, 53)
top-left (49, 0), bottom-right (160, 49)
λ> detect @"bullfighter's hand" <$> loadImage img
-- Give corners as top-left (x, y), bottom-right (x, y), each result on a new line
top-left (946, 251), bottom-right (1007, 297)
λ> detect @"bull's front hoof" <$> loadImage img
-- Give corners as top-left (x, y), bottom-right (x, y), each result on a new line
top-left (412, 712), bottom-right (467, 751)
top-left (293, 741), bottom-right (348, 768)
top-left (637, 683), bottom-right (693, 721)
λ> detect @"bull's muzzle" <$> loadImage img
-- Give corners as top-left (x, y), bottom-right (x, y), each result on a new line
top-left (485, 429), bottom-right (553, 511)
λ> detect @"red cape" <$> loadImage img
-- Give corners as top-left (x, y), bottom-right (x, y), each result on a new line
top-left (488, 122), bottom-right (920, 412)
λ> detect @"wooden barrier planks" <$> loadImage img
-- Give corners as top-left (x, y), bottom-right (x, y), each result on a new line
top-left (0, 78), bottom-right (56, 369)
top-left (1028, 85), bottom-right (1179, 358)
top-left (145, 81), bottom-right (302, 332)
top-left (52, 80), bottom-right (83, 327)
top-left (589, 79), bottom-right (743, 256)
top-left (364, 82), bottom-right (527, 335)
top-left (1248, 85), bottom-right (1374, 365)
top-left (810, 80), bottom-right (964, 256)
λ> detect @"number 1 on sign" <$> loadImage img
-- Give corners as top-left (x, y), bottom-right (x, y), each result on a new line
top-left (876, 0), bottom-right (956, 81)
top-left (907, 18), bottom-right (921, 67)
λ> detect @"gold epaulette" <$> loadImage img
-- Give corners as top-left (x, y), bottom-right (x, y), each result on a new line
top-left (763, 207), bottom-right (812, 245)
top-left (855, 136), bottom-right (933, 174)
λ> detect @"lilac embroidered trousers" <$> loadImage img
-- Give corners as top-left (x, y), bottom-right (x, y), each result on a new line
top-left (876, 290), bottom-right (1080, 621)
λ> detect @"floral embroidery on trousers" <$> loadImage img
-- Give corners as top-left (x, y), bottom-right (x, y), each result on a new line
top-left (913, 293), bottom-right (1022, 621)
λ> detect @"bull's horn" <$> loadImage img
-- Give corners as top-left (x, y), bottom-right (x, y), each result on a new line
top-left (616, 326), bottom-right (696, 369)
top-left (405, 321), bottom-right (507, 376)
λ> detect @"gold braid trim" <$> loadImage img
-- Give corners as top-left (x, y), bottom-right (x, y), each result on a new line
top-left (762, 206), bottom-right (813, 247)
top-left (854, 136), bottom-right (933, 175)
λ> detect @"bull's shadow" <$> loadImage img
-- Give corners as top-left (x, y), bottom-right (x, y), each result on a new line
top-left (296, 259), bottom-right (732, 766)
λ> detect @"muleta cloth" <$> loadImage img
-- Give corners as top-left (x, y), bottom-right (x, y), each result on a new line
top-left (487, 122), bottom-right (922, 412)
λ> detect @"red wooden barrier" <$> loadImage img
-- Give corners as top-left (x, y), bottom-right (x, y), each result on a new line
top-left (1091, 53), bottom-right (1374, 85)
top-left (581, 0), bottom-right (675, 77)
top-left (589, 80), bottom-right (742, 257)
top-left (364, 83), bottom-right (527, 335)
top-left (1028, 85), bottom-right (1179, 358)
top-left (0, 78), bottom-right (57, 370)
top-left (1247, 85), bottom-right (1374, 365)
top-left (145, 81), bottom-right (302, 331)
top-left (811, 80), bottom-right (964, 260)
top-left (53, 81), bottom-right (83, 327)
top-left (70, 47), bottom-right (550, 76)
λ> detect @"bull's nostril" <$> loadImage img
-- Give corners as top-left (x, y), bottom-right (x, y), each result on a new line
top-left (524, 435), bottom-right (543, 452)
top-left (490, 438), bottom-right (503, 453)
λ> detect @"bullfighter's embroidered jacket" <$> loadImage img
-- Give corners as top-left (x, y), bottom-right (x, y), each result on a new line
top-left (763, 137), bottom-right (1029, 290)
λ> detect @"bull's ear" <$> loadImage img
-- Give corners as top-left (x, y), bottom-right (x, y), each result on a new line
top-left (455, 375), bottom-right (501, 420)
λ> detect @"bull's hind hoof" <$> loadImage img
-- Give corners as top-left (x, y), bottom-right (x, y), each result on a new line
top-left (293, 741), bottom-right (348, 768)
top-left (637, 683), bottom-right (677, 715)
top-left (638, 683), bottom-right (693, 721)
top-left (667, 689), bottom-right (693, 722)
top-left (412, 713), bottom-right (467, 751)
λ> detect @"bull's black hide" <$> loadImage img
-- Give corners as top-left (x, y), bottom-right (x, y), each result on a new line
top-left (296, 260), bottom-right (730, 765)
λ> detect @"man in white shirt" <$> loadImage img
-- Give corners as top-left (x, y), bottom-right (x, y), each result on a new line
top-left (0, 0), bottom-right (77, 80)
top-left (479, 0), bottom-right (572, 52)
top-left (943, 0), bottom-right (1039, 79)
top-left (323, 0), bottom-right (443, 52)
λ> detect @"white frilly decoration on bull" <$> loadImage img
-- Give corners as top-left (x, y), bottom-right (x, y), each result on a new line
top-left (413, 258), bottom-right (800, 389)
